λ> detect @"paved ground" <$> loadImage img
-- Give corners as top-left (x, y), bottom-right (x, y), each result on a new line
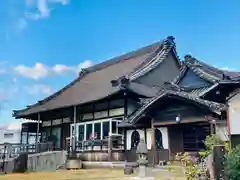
top-left (0, 167), bottom-right (186, 180)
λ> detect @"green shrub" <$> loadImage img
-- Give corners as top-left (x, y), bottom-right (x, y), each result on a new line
top-left (199, 134), bottom-right (224, 159)
top-left (225, 145), bottom-right (240, 180)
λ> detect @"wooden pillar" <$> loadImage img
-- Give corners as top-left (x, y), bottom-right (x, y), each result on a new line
top-left (73, 106), bottom-right (77, 152)
top-left (20, 129), bottom-right (23, 144)
top-left (36, 112), bottom-right (40, 152)
top-left (124, 129), bottom-right (127, 150)
top-left (60, 121), bottom-right (64, 149)
top-left (151, 119), bottom-right (156, 166)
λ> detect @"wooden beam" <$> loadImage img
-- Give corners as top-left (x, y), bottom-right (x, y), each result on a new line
top-left (153, 117), bottom-right (209, 126)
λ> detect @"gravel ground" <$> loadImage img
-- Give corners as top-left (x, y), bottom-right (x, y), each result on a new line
top-left (0, 167), bottom-right (186, 180)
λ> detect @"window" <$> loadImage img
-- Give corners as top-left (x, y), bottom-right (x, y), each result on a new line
top-left (42, 128), bottom-right (50, 142)
top-left (109, 108), bottom-right (124, 116)
top-left (52, 119), bottom-right (62, 126)
top-left (82, 113), bottom-right (93, 120)
top-left (112, 121), bottom-right (117, 134)
top-left (103, 121), bottom-right (109, 139)
top-left (94, 111), bottom-right (108, 119)
top-left (131, 130), bottom-right (140, 149)
top-left (78, 125), bottom-right (85, 141)
top-left (155, 129), bottom-right (163, 150)
top-left (42, 120), bottom-right (51, 127)
top-left (94, 123), bottom-right (101, 139)
top-left (86, 124), bottom-right (92, 140)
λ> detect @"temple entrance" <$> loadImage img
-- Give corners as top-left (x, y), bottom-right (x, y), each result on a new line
top-left (168, 122), bottom-right (211, 155)
top-left (182, 123), bottom-right (211, 152)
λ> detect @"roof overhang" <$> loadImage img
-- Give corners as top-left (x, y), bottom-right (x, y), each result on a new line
top-left (199, 81), bottom-right (240, 97)
top-left (126, 90), bottom-right (226, 125)
top-left (13, 85), bottom-right (155, 119)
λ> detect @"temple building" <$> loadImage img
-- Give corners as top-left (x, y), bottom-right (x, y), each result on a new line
top-left (13, 36), bottom-right (240, 162)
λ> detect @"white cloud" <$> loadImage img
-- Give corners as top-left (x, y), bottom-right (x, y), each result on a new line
top-left (38, 0), bottom-right (50, 18)
top-left (25, 0), bottom-right (69, 21)
top-left (48, 0), bottom-right (69, 5)
top-left (25, 84), bottom-right (54, 95)
top-left (221, 67), bottom-right (235, 71)
top-left (52, 64), bottom-right (71, 74)
top-left (75, 60), bottom-right (92, 73)
top-left (14, 60), bottom-right (93, 80)
top-left (14, 62), bottom-right (49, 80)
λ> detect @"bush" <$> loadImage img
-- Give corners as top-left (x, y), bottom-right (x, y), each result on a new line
top-left (183, 134), bottom-right (227, 179)
top-left (199, 134), bottom-right (224, 159)
top-left (225, 145), bottom-right (240, 180)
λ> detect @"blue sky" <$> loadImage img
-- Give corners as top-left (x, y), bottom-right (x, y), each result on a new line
top-left (0, 0), bottom-right (240, 126)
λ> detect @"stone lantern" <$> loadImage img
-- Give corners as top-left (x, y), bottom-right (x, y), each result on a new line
top-left (136, 138), bottom-right (148, 178)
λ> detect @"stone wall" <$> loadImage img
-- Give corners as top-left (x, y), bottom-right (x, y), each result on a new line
top-left (27, 151), bottom-right (67, 172)
top-left (0, 151), bottom-right (67, 173)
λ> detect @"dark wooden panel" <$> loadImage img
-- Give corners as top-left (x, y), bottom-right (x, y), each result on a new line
top-left (168, 125), bottom-right (183, 154)
top-left (151, 99), bottom-right (209, 124)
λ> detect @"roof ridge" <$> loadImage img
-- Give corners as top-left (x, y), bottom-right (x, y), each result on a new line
top-left (82, 40), bottom-right (163, 74)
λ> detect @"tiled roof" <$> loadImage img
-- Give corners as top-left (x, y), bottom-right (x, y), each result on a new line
top-left (183, 55), bottom-right (240, 83)
top-left (13, 37), bottom-right (176, 118)
top-left (125, 89), bottom-right (226, 125)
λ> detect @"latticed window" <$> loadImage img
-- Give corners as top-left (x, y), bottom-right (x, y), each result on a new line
top-left (131, 130), bottom-right (140, 149)
top-left (78, 125), bottom-right (84, 141)
top-left (155, 128), bottom-right (163, 150)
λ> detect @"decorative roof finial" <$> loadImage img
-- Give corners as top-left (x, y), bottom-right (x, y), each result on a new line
top-left (184, 54), bottom-right (192, 61)
top-left (167, 36), bottom-right (175, 41)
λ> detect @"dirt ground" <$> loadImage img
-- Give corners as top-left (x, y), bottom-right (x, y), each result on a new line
top-left (0, 168), bottom-right (186, 180)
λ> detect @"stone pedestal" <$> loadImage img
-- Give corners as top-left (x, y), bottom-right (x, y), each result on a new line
top-left (127, 138), bottom-right (155, 180)
top-left (66, 159), bottom-right (82, 170)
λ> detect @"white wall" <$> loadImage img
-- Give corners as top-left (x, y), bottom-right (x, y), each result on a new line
top-left (126, 129), bottom-right (145, 150)
top-left (228, 92), bottom-right (240, 135)
top-left (126, 127), bottom-right (169, 150)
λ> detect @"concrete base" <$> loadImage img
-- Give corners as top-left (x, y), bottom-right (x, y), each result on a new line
top-left (66, 159), bottom-right (82, 170)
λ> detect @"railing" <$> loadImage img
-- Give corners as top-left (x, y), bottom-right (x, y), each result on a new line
top-left (67, 135), bottom-right (124, 154)
top-left (0, 142), bottom-right (54, 160)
